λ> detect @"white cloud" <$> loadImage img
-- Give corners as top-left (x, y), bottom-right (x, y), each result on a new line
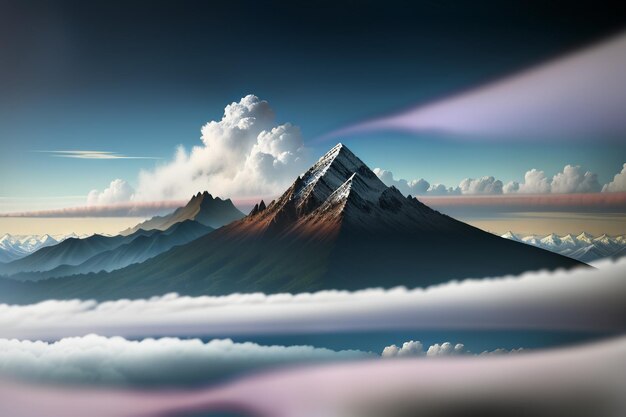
top-left (551, 165), bottom-right (602, 193)
top-left (133, 95), bottom-right (310, 201)
top-left (0, 335), bottom-right (366, 387)
top-left (503, 180), bottom-right (520, 194)
top-left (459, 176), bottom-right (503, 195)
top-left (517, 169), bottom-right (551, 193)
top-left (603, 163), bottom-right (626, 192)
top-left (427, 183), bottom-right (461, 195)
top-left (1, 258), bottom-right (624, 341)
top-left (377, 163), bottom-right (611, 197)
top-left (86, 179), bottom-right (135, 205)
top-left (373, 168), bottom-right (430, 195)
top-left (0, 336), bottom-right (623, 417)
top-left (382, 341), bottom-right (523, 357)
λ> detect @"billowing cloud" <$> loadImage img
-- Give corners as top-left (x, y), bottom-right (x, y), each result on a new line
top-left (517, 168), bottom-right (551, 194)
top-left (551, 165), bottom-right (602, 193)
top-left (459, 176), bottom-right (503, 195)
top-left (603, 163), bottom-right (626, 192)
top-left (1, 258), bottom-right (624, 340)
top-left (0, 335), bottom-right (366, 387)
top-left (87, 179), bottom-right (135, 205)
top-left (373, 169), bottom-right (430, 195)
top-left (133, 95), bottom-right (310, 201)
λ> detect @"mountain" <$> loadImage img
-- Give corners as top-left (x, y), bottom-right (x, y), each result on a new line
top-left (120, 191), bottom-right (243, 235)
top-left (0, 233), bottom-right (87, 262)
top-left (0, 144), bottom-right (584, 304)
top-left (0, 192), bottom-right (233, 277)
top-left (9, 220), bottom-right (213, 281)
top-left (500, 231), bottom-right (626, 262)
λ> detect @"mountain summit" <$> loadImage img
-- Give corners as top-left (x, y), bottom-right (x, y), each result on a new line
top-left (0, 144), bottom-right (585, 303)
top-left (121, 191), bottom-right (244, 235)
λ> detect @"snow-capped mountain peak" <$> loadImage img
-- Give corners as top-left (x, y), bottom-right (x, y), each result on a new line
top-left (576, 232), bottom-right (594, 244)
top-left (501, 231), bottom-right (520, 241)
top-left (292, 143), bottom-right (386, 215)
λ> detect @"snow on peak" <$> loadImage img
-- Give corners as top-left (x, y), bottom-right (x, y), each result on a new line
top-left (576, 232), bottom-right (594, 244)
top-left (501, 231), bottom-right (519, 240)
top-left (292, 143), bottom-right (385, 214)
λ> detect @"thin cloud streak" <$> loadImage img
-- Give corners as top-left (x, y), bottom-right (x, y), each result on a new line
top-left (33, 150), bottom-right (161, 160)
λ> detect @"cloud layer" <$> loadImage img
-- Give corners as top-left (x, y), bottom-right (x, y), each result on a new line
top-left (0, 335), bottom-right (365, 387)
top-left (0, 336), bottom-right (623, 417)
top-left (1, 258), bottom-right (624, 340)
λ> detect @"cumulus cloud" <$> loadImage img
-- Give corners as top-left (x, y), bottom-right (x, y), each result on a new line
top-left (382, 341), bottom-right (523, 357)
top-left (603, 163), bottom-right (626, 192)
top-left (0, 335), bottom-right (366, 387)
top-left (459, 176), bottom-right (503, 195)
top-left (517, 168), bottom-right (551, 193)
top-left (133, 95), bottom-right (310, 201)
top-left (1, 258), bottom-right (624, 340)
top-left (551, 165), bottom-right (602, 193)
top-left (373, 168), bottom-right (430, 195)
top-left (87, 179), bottom-right (135, 205)
top-left (377, 163), bottom-right (613, 197)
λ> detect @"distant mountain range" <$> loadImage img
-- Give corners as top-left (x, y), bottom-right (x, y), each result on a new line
top-left (0, 144), bottom-right (584, 304)
top-left (500, 231), bottom-right (626, 263)
top-left (0, 192), bottom-right (243, 281)
top-left (0, 233), bottom-right (91, 263)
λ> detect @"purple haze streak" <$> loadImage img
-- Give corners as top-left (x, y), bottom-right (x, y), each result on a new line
top-left (323, 32), bottom-right (626, 142)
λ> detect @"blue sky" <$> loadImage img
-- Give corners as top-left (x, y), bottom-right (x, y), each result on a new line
top-left (1, 0), bottom-right (624, 220)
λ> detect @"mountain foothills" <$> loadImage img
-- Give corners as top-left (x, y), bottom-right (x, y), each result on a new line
top-left (501, 231), bottom-right (626, 263)
top-left (0, 192), bottom-right (243, 281)
top-left (0, 144), bottom-right (585, 304)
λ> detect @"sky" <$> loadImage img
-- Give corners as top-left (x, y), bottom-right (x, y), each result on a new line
top-left (1, 0), bottom-right (625, 235)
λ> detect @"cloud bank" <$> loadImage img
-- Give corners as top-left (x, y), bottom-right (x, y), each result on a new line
top-left (375, 164), bottom-right (614, 196)
top-left (0, 336), bottom-right (623, 417)
top-left (381, 340), bottom-right (523, 357)
top-left (324, 32), bottom-right (626, 141)
top-left (1, 258), bottom-right (624, 340)
top-left (0, 335), bottom-right (366, 387)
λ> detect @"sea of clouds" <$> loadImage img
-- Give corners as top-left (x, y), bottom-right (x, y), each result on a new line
top-left (0, 258), bottom-right (624, 341)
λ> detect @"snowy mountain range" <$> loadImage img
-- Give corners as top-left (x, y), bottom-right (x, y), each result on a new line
top-left (500, 232), bottom-right (626, 263)
top-left (0, 233), bottom-right (91, 263)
